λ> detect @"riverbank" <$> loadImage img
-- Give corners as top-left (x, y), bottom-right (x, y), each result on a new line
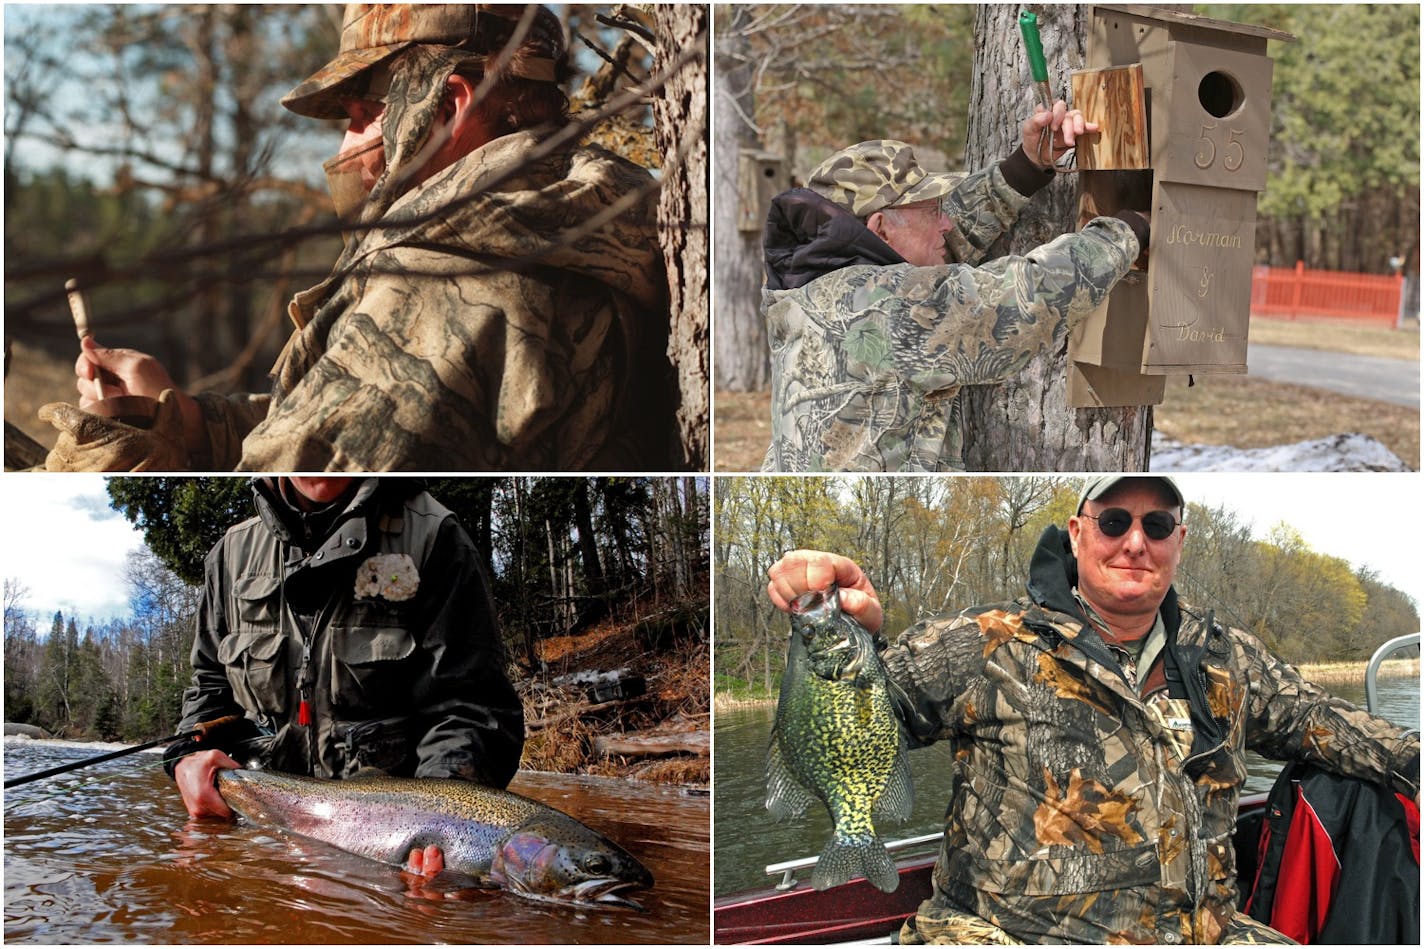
top-left (1296, 657), bottom-right (1418, 685)
top-left (714, 658), bottom-right (1419, 710)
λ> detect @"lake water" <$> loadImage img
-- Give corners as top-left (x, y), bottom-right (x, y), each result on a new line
top-left (713, 676), bottom-right (1419, 897)
top-left (3, 742), bottom-right (710, 944)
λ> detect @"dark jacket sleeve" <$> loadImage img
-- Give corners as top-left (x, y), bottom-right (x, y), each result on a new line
top-left (407, 516), bottom-right (524, 789)
top-left (164, 540), bottom-right (259, 777)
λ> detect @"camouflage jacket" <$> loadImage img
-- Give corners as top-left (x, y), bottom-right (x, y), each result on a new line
top-left (168, 479), bottom-right (523, 788)
top-left (879, 526), bottom-right (1420, 944)
top-left (760, 156), bottom-right (1138, 473)
top-left (195, 129), bottom-right (675, 472)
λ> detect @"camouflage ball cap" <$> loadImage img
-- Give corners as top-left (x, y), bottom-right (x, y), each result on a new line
top-left (807, 141), bottom-right (959, 218)
top-left (283, 4), bottom-right (562, 119)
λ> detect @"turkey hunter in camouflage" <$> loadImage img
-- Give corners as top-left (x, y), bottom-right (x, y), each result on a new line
top-left (766, 477), bottom-right (1420, 944)
top-left (43, 5), bottom-right (677, 472)
top-left (760, 137), bottom-right (1147, 473)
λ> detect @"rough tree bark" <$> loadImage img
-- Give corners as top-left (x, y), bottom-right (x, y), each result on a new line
top-left (959, 4), bottom-right (1152, 471)
top-left (712, 7), bottom-right (770, 392)
top-left (653, 5), bottom-right (709, 470)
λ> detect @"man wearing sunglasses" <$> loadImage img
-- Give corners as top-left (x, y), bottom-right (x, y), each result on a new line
top-left (766, 475), bottom-right (1419, 944)
top-left (759, 113), bottom-right (1152, 474)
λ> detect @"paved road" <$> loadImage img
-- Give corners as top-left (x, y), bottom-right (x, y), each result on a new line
top-left (1247, 344), bottom-right (1419, 408)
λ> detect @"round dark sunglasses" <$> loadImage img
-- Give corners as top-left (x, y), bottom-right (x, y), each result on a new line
top-left (1080, 508), bottom-right (1180, 541)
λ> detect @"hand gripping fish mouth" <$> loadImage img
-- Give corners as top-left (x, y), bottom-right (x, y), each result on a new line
top-left (769, 583), bottom-right (914, 893)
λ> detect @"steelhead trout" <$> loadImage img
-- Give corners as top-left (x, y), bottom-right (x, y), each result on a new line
top-left (216, 769), bottom-right (653, 908)
top-left (766, 585), bottom-right (912, 893)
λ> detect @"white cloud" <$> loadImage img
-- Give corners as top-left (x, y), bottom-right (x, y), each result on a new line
top-left (0, 475), bottom-right (145, 626)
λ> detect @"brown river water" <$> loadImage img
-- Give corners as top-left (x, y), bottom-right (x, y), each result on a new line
top-left (3, 740), bottom-right (709, 944)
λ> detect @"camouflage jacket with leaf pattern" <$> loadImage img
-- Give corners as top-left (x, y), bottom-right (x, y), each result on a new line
top-left (760, 159), bottom-right (1138, 473)
top-left (879, 526), bottom-right (1420, 944)
top-left (195, 129), bottom-right (675, 472)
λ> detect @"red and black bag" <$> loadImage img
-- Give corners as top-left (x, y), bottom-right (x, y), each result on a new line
top-left (1245, 761), bottom-right (1419, 944)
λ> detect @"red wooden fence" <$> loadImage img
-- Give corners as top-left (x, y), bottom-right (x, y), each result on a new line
top-left (1250, 261), bottom-right (1405, 327)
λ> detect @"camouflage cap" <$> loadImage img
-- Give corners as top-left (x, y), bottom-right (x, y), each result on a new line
top-left (1076, 476), bottom-right (1186, 514)
top-left (806, 140), bottom-right (959, 218)
top-left (282, 4), bottom-right (563, 120)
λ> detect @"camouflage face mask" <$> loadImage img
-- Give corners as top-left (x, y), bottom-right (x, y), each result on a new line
top-left (350, 45), bottom-right (474, 232)
top-left (324, 137), bottom-right (384, 229)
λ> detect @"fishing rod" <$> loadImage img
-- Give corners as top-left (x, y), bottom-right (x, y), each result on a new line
top-left (4, 715), bottom-right (241, 790)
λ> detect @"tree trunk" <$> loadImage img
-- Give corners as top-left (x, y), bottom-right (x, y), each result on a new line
top-left (959, 5), bottom-right (1151, 471)
top-left (571, 481), bottom-right (604, 596)
top-left (653, 5), bottom-right (709, 469)
top-left (712, 7), bottom-right (771, 392)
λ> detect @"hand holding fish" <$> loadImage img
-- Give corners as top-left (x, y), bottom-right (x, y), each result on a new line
top-left (174, 748), bottom-right (243, 819)
top-left (767, 550), bottom-right (883, 636)
top-left (767, 583), bottom-right (912, 893)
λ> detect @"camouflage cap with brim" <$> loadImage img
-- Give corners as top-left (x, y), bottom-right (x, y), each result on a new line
top-left (806, 140), bottom-right (959, 218)
top-left (283, 4), bottom-right (561, 120)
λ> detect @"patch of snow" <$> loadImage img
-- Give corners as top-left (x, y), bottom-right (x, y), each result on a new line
top-left (1151, 432), bottom-right (1411, 472)
top-left (552, 668), bottom-right (633, 688)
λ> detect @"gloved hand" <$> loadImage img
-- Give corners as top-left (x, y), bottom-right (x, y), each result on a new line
top-left (40, 388), bottom-right (190, 471)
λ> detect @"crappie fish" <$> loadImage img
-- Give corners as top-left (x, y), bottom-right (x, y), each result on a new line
top-left (766, 584), bottom-right (912, 892)
top-left (216, 769), bottom-right (653, 908)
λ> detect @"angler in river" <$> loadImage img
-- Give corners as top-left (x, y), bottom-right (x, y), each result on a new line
top-left (165, 476), bottom-right (525, 882)
top-left (766, 475), bottom-right (1420, 944)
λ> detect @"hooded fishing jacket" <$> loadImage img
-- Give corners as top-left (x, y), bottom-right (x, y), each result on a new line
top-left (760, 148), bottom-right (1141, 473)
top-left (879, 525), bottom-right (1421, 944)
top-left (169, 479), bottom-right (523, 788)
top-left (193, 129), bottom-right (675, 472)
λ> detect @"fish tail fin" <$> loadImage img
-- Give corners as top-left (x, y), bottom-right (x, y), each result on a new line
top-left (812, 834), bottom-right (898, 893)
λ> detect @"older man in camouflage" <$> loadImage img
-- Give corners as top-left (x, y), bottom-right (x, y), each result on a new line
top-left (766, 476), bottom-right (1420, 944)
top-left (45, 4), bottom-right (676, 472)
top-left (761, 104), bottom-right (1151, 472)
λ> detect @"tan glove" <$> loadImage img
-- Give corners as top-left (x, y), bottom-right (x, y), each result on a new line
top-left (39, 389), bottom-right (190, 472)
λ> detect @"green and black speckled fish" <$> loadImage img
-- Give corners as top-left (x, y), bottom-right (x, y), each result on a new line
top-left (766, 584), bottom-right (913, 892)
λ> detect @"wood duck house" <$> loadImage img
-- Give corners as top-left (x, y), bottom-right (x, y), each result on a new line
top-left (1067, 5), bottom-right (1294, 407)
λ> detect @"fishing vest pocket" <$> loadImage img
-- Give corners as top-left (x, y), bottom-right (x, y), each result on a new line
top-left (232, 574), bottom-right (283, 626)
top-left (217, 628), bottom-right (289, 718)
top-left (330, 625), bottom-right (417, 713)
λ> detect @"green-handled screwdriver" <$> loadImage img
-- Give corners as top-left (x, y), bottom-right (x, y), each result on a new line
top-left (1018, 10), bottom-right (1057, 168)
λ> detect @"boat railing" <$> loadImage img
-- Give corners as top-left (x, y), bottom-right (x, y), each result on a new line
top-left (764, 832), bottom-right (944, 890)
top-left (1365, 632), bottom-right (1419, 716)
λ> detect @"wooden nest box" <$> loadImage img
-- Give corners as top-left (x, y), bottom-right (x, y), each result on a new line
top-left (1067, 5), bottom-right (1294, 407)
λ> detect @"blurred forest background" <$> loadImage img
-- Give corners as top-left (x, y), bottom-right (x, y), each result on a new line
top-left (4, 3), bottom-right (709, 466)
top-left (713, 477), bottom-right (1419, 699)
top-left (5, 477), bottom-right (710, 780)
top-left (714, 3), bottom-right (1420, 390)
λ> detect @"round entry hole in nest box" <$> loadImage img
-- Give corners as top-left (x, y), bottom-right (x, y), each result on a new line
top-left (1198, 70), bottom-right (1245, 118)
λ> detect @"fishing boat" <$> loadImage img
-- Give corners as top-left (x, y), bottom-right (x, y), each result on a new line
top-left (715, 634), bottom-right (1420, 945)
